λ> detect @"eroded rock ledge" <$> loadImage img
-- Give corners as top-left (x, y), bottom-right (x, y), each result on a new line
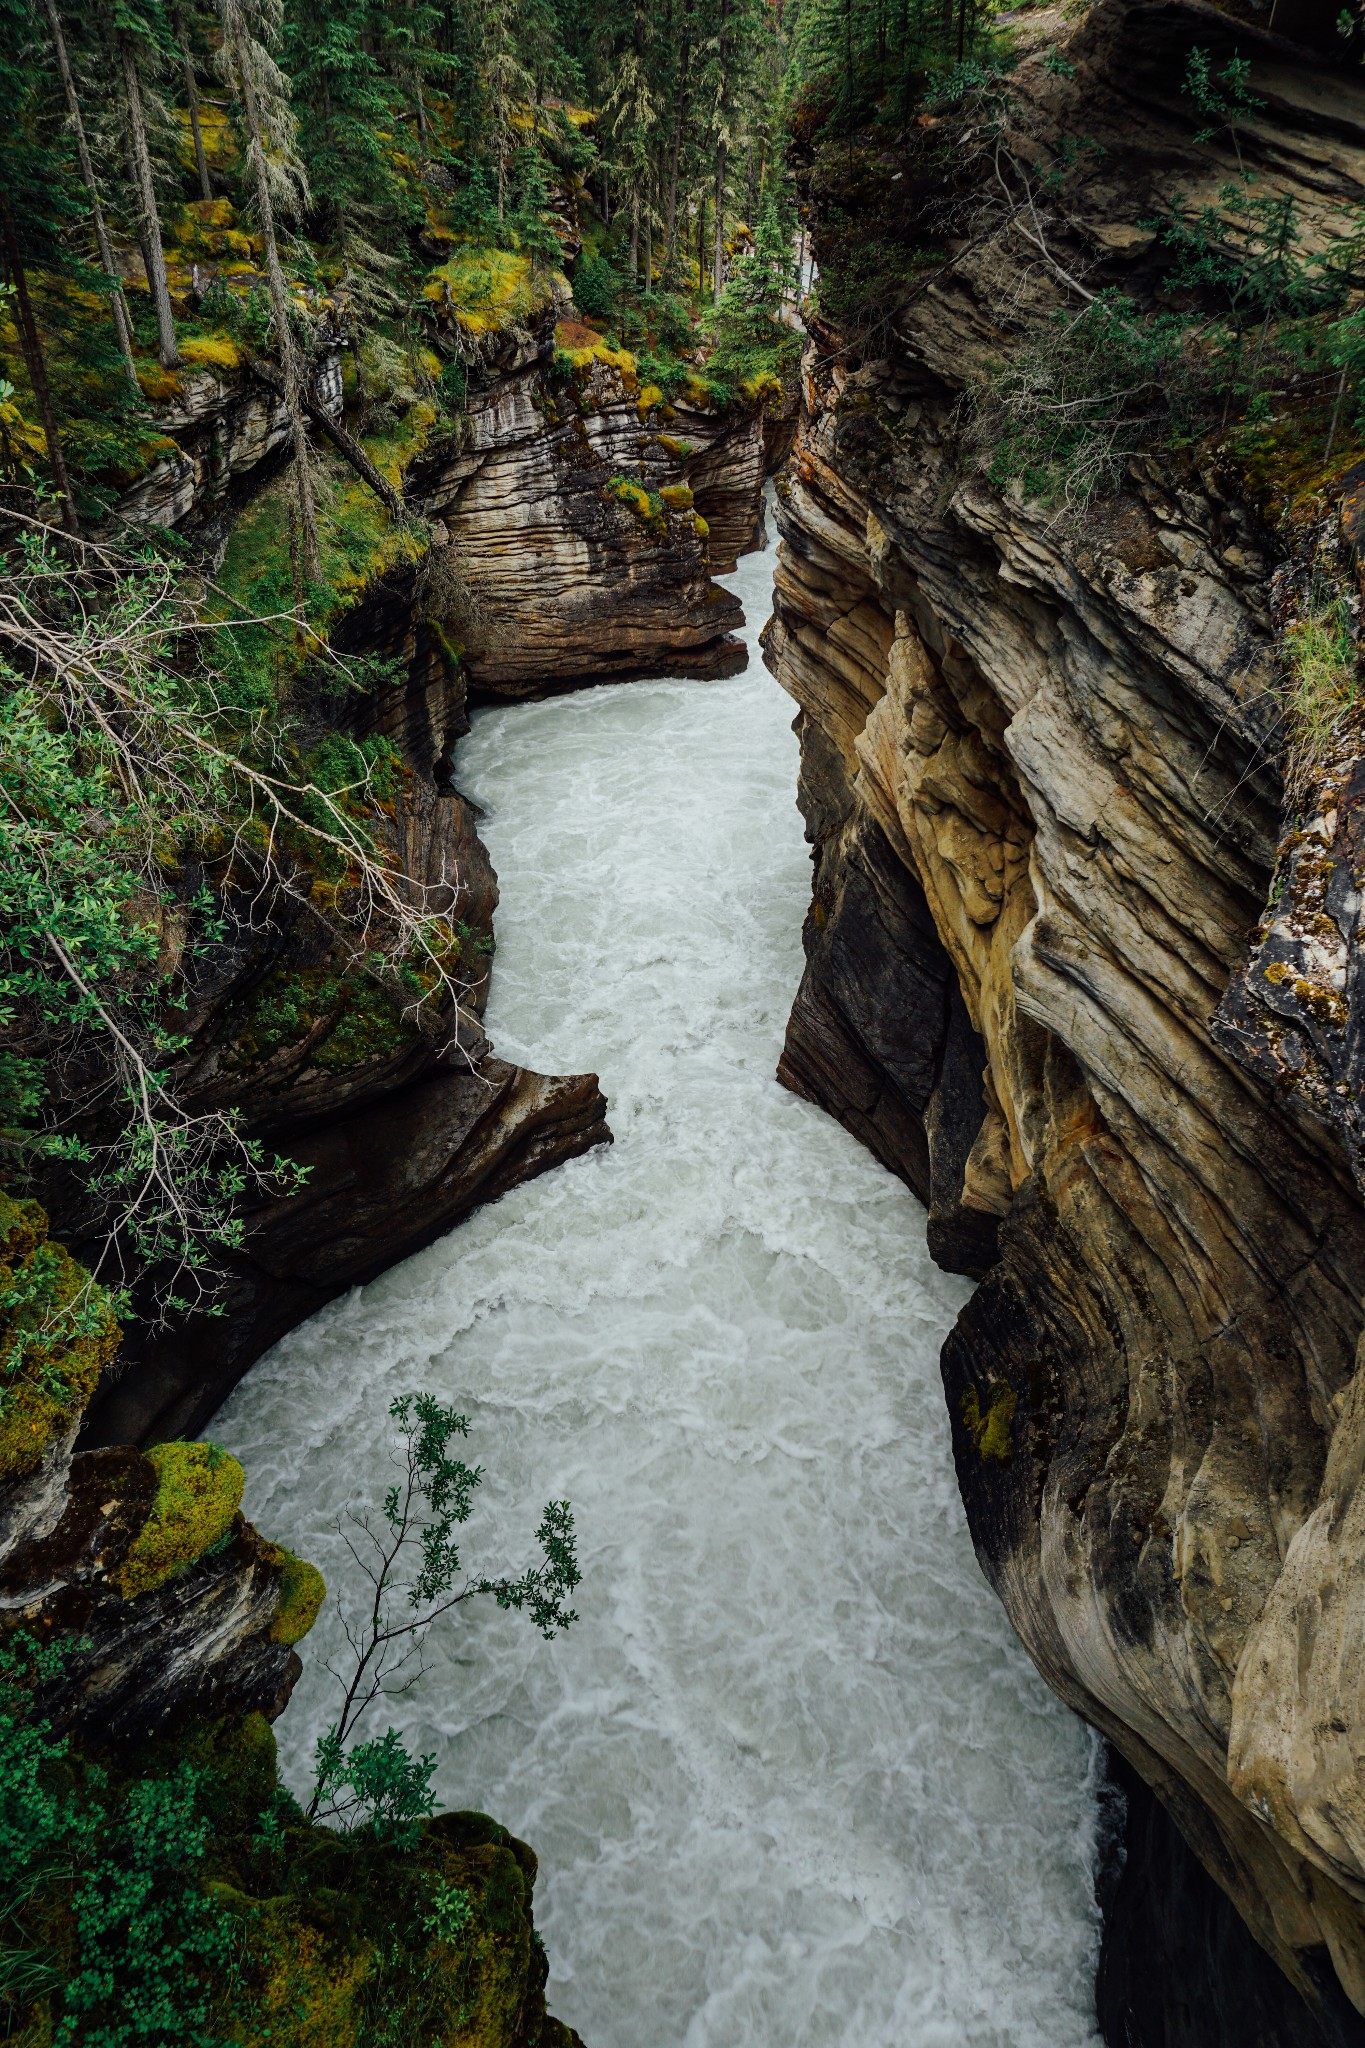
top-left (765, 3), bottom-right (1365, 2038)
top-left (72, 296), bottom-right (774, 1446)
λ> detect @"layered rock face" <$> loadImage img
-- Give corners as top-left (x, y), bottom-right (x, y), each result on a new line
top-left (79, 751), bottom-right (608, 1449)
top-left (76, 295), bottom-right (771, 1447)
top-left (419, 321), bottom-right (764, 695)
top-left (766, 5), bottom-right (1365, 2036)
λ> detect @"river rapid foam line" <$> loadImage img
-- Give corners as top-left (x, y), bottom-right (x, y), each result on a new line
top-left (215, 519), bottom-right (1104, 2047)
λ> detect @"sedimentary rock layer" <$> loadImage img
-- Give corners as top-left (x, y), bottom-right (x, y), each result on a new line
top-left (766, 3), bottom-right (1365, 2033)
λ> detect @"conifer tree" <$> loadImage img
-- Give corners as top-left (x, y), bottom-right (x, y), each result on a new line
top-left (216, 0), bottom-right (320, 580)
top-left (109, 0), bottom-right (181, 368)
top-left (41, 0), bottom-right (140, 389)
top-left (173, 4), bottom-right (215, 203)
top-left (0, 0), bottom-right (82, 529)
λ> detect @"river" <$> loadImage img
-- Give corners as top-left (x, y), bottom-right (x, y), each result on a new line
top-left (214, 515), bottom-right (1104, 2048)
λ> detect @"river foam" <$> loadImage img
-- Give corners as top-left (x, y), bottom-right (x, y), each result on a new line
top-left (214, 518), bottom-right (1103, 2047)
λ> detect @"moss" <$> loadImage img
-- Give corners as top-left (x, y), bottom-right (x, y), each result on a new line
top-left (212, 404), bottom-right (434, 704)
top-left (636, 382), bottom-right (664, 418)
top-left (178, 334), bottom-right (245, 374)
top-left (659, 482), bottom-right (693, 511)
top-left (553, 324), bottom-right (638, 389)
top-left (0, 1195), bottom-right (121, 1483)
top-left (136, 363), bottom-right (184, 404)
top-left (423, 248), bottom-right (556, 337)
top-left (116, 1441), bottom-right (245, 1598)
top-left (655, 433), bottom-right (694, 458)
top-left (961, 1381), bottom-right (1017, 1464)
top-left (232, 963), bottom-right (416, 1075)
top-left (741, 367), bottom-right (785, 405)
top-left (604, 474), bottom-right (667, 535)
top-left (263, 1546), bottom-right (327, 1645)
top-left (692, 512), bottom-right (710, 540)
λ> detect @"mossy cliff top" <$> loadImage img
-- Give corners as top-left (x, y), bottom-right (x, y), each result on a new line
top-left (0, 1192), bottom-right (121, 1484)
top-left (0, 1213), bottom-right (577, 2047)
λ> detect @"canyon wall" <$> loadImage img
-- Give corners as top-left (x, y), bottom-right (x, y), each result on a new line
top-left (766, 5), bottom-right (1365, 2038)
top-left (74, 297), bottom-right (769, 1447)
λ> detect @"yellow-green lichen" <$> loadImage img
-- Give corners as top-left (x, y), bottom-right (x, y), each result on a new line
top-left (0, 1194), bottom-right (121, 1483)
top-left (423, 248), bottom-right (556, 337)
top-left (263, 1545), bottom-right (327, 1645)
top-left (659, 482), bottom-right (694, 511)
top-left (636, 382), bottom-right (664, 418)
top-left (961, 1381), bottom-right (1017, 1464)
top-left (178, 334), bottom-right (245, 374)
top-left (116, 1440), bottom-right (245, 1598)
top-left (604, 474), bottom-right (664, 533)
top-left (692, 512), bottom-right (710, 540)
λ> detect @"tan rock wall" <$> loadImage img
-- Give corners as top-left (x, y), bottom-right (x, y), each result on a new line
top-left (765, 3), bottom-right (1365, 2021)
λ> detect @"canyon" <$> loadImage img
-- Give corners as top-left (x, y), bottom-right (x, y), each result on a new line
top-left (763, 3), bottom-right (1365, 2040)
top-left (8, 0), bottom-right (1365, 2033)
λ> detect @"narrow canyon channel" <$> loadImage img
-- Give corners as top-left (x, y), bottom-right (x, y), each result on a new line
top-left (216, 521), bottom-right (1104, 2047)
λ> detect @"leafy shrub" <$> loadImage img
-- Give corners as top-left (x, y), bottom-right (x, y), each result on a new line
top-left (973, 292), bottom-right (1196, 510)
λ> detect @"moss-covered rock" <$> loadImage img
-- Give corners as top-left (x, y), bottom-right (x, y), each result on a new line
top-left (264, 1545), bottom-right (327, 1646)
top-left (961, 1381), bottom-right (1016, 1465)
top-left (0, 1194), bottom-right (121, 1483)
top-left (115, 1441), bottom-right (246, 1598)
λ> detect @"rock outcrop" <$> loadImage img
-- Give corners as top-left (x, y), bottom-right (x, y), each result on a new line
top-left (418, 322), bottom-right (767, 694)
top-left (73, 285), bottom-right (775, 1447)
top-left (766, 3), bottom-right (1365, 2036)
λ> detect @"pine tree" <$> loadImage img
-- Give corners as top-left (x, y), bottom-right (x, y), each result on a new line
top-left (173, 4), bottom-right (214, 202)
top-left (0, 0), bottom-right (84, 530)
top-left (108, 0), bottom-right (181, 369)
top-left (41, 0), bottom-right (140, 389)
top-left (216, 0), bottom-right (320, 580)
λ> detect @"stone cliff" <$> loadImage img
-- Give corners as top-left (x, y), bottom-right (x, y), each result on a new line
top-left (765, 4), bottom-right (1365, 2038)
top-left (0, 1194), bottom-right (581, 2048)
top-left (68, 291), bottom-right (771, 1447)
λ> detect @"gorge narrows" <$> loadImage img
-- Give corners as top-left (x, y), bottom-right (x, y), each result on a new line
top-left (215, 526), bottom-right (1103, 2046)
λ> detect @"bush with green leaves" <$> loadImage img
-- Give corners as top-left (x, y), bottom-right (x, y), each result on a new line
top-left (974, 291), bottom-right (1197, 511)
top-left (308, 1391), bottom-right (580, 1838)
top-left (0, 523), bottom-right (470, 1318)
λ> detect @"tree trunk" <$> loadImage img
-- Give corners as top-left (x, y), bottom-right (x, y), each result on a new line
top-left (42, 0), bottom-right (139, 388)
top-left (698, 189), bottom-right (706, 288)
top-left (174, 7), bottom-right (214, 202)
top-left (1, 199), bottom-right (80, 535)
top-left (643, 185), bottom-right (653, 293)
top-left (713, 0), bottom-right (731, 308)
top-left (250, 357), bottom-right (404, 517)
top-left (629, 195), bottom-right (639, 288)
top-left (227, 18), bottom-right (321, 580)
top-left (663, 1), bottom-right (692, 278)
top-left (119, 32), bottom-right (180, 369)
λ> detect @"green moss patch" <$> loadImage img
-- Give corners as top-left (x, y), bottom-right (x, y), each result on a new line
top-left (0, 1195), bottom-right (121, 1483)
top-left (116, 1441), bottom-right (245, 1599)
top-left (961, 1381), bottom-right (1017, 1465)
top-left (424, 248), bottom-right (556, 336)
top-left (263, 1546), bottom-right (327, 1646)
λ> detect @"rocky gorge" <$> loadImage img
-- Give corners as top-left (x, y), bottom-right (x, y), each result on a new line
top-left (63, 297), bottom-right (781, 1448)
top-left (763, 2), bottom-right (1365, 2040)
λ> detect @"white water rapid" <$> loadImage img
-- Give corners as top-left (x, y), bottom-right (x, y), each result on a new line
top-left (215, 517), bottom-right (1104, 2048)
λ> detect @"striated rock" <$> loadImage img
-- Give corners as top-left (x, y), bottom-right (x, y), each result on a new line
top-left (76, 740), bottom-right (609, 1449)
top-left (0, 1382), bottom-right (303, 1742)
top-left (418, 329), bottom-right (766, 695)
top-left (766, 1), bottom-right (1365, 2032)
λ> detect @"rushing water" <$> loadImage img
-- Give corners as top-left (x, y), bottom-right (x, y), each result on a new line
top-left (215, 517), bottom-right (1103, 2048)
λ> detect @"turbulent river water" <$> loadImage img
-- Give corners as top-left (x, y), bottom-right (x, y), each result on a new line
top-left (215, 518), bottom-right (1104, 2048)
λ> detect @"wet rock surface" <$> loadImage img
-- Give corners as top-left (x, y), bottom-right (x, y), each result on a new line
top-left (764, 1), bottom-right (1365, 2035)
